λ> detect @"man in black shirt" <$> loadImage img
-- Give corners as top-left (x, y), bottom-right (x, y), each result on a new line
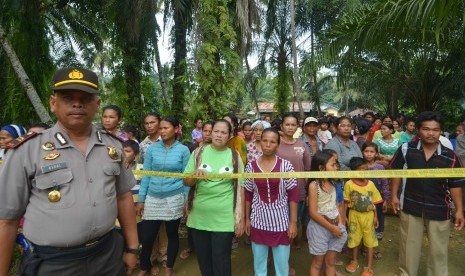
top-left (390, 111), bottom-right (464, 276)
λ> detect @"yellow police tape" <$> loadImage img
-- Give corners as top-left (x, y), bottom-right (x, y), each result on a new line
top-left (1, 160), bottom-right (463, 178)
top-left (132, 168), bottom-right (465, 179)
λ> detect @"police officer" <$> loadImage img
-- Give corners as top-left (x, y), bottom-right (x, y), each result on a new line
top-left (0, 68), bottom-right (139, 276)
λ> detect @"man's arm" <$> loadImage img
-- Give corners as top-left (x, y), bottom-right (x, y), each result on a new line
top-left (0, 219), bottom-right (19, 276)
top-left (450, 187), bottom-right (464, 230)
top-left (390, 178), bottom-right (401, 214)
top-left (117, 191), bottom-right (139, 274)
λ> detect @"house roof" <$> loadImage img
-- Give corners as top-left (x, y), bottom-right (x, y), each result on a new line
top-left (254, 101), bottom-right (339, 113)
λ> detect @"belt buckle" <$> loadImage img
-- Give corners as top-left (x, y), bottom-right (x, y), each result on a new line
top-left (85, 240), bottom-right (99, 247)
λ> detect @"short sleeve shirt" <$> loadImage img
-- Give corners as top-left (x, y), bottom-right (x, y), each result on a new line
top-left (343, 180), bottom-right (383, 212)
top-left (184, 145), bottom-right (244, 232)
top-left (390, 139), bottom-right (465, 220)
top-left (0, 124), bottom-right (136, 247)
top-left (324, 136), bottom-right (363, 170)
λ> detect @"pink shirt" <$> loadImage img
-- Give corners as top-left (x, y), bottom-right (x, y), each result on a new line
top-left (276, 139), bottom-right (311, 201)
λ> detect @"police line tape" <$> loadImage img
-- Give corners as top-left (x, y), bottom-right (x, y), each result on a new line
top-left (131, 168), bottom-right (465, 179)
top-left (0, 160), bottom-right (462, 178)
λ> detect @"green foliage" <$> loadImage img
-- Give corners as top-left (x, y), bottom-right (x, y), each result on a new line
top-left (193, 0), bottom-right (242, 120)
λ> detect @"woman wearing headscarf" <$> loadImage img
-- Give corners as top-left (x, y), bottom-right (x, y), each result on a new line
top-left (247, 120), bottom-right (271, 162)
top-left (0, 124), bottom-right (27, 160)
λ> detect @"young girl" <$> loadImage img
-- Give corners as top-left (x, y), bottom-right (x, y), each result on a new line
top-left (374, 123), bottom-right (401, 164)
top-left (362, 142), bottom-right (389, 241)
top-left (307, 150), bottom-right (347, 276)
top-left (245, 128), bottom-right (298, 276)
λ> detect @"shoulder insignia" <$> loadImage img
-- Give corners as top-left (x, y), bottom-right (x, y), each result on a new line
top-left (101, 130), bottom-right (125, 143)
top-left (6, 131), bottom-right (39, 149)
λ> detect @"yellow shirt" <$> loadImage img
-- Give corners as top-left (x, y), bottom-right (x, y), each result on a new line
top-left (343, 179), bottom-right (383, 212)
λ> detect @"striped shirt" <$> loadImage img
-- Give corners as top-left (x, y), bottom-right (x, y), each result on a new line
top-left (245, 156), bottom-right (298, 232)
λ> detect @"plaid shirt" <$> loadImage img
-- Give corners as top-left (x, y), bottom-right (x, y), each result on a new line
top-left (390, 139), bottom-right (465, 221)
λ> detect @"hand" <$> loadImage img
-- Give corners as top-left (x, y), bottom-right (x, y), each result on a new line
top-left (235, 220), bottom-right (245, 237)
top-left (454, 211), bottom-right (465, 231)
top-left (374, 217), bottom-right (379, 229)
top-left (382, 201), bottom-right (388, 213)
top-left (136, 203), bottom-right (144, 217)
top-left (331, 225), bottom-right (343, 238)
top-left (123, 252), bottom-right (138, 275)
top-left (288, 221), bottom-right (297, 240)
top-left (391, 196), bottom-right (400, 215)
top-left (193, 169), bottom-right (207, 180)
top-left (245, 219), bottom-right (251, 236)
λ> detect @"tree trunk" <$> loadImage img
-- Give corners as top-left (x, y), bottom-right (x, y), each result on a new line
top-left (246, 56), bottom-right (260, 119)
top-left (154, 38), bottom-right (169, 108)
top-left (290, 0), bottom-right (304, 119)
top-left (0, 25), bottom-right (52, 122)
top-left (171, 9), bottom-right (188, 119)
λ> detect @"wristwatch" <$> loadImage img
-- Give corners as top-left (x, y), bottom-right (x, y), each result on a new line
top-left (125, 244), bottom-right (142, 255)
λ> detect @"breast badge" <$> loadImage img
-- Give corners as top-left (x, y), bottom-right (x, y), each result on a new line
top-left (44, 152), bottom-right (60, 160)
top-left (41, 142), bottom-right (55, 151)
top-left (48, 190), bottom-right (62, 202)
top-left (107, 146), bottom-right (120, 160)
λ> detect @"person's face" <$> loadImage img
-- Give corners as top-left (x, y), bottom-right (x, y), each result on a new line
top-left (456, 125), bottom-right (464, 136)
top-left (253, 125), bottom-right (265, 141)
top-left (211, 122), bottom-right (230, 147)
top-left (50, 91), bottom-right (100, 131)
top-left (243, 124), bottom-right (253, 139)
top-left (123, 146), bottom-right (136, 163)
top-left (320, 123), bottom-right (328, 131)
top-left (144, 115), bottom-right (160, 135)
top-left (195, 120), bottom-right (203, 129)
top-left (374, 118), bottom-right (382, 126)
top-left (0, 130), bottom-right (13, 149)
top-left (363, 146), bottom-right (377, 162)
top-left (159, 120), bottom-right (177, 141)
top-left (418, 120), bottom-right (441, 145)
top-left (101, 108), bottom-right (120, 131)
top-left (324, 155), bottom-right (340, 171)
top-left (392, 121), bottom-right (400, 129)
top-left (380, 125), bottom-right (392, 137)
top-left (260, 131), bottom-right (279, 156)
top-left (281, 117), bottom-right (298, 137)
top-left (364, 115), bottom-right (374, 122)
top-left (202, 124), bottom-right (213, 143)
top-left (382, 117), bottom-right (393, 124)
top-left (406, 122), bottom-right (415, 133)
top-left (304, 122), bottom-right (319, 136)
top-left (264, 116), bottom-right (271, 123)
top-left (336, 119), bottom-right (352, 138)
top-left (397, 116), bottom-right (405, 124)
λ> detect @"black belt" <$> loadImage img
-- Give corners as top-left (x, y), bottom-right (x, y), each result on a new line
top-left (20, 230), bottom-right (115, 276)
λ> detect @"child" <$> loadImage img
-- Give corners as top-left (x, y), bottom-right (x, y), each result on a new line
top-left (362, 142), bottom-right (389, 241)
top-left (122, 139), bottom-right (140, 170)
top-left (318, 118), bottom-right (333, 145)
top-left (344, 157), bottom-right (382, 276)
top-left (307, 150), bottom-right (347, 276)
top-left (245, 128), bottom-right (298, 276)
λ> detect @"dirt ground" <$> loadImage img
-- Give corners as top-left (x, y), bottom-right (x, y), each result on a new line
top-left (9, 215), bottom-right (465, 275)
top-left (168, 215), bottom-right (465, 276)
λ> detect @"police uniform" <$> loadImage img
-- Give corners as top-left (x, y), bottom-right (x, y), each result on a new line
top-left (0, 68), bottom-right (137, 275)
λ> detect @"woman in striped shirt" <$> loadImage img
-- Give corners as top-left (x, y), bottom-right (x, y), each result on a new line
top-left (245, 128), bottom-right (298, 276)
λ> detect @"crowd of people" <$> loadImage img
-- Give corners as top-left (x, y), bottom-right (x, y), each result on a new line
top-left (1, 68), bottom-right (465, 276)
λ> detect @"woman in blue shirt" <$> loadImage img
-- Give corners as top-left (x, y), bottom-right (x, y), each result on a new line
top-left (136, 116), bottom-right (190, 276)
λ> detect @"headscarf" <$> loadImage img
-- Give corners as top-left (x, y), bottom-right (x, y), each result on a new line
top-left (251, 120), bottom-right (271, 130)
top-left (1, 124), bottom-right (27, 138)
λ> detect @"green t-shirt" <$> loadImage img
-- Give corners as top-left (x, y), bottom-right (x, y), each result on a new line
top-left (184, 145), bottom-right (244, 232)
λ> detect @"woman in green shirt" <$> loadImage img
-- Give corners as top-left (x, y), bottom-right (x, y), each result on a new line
top-left (184, 119), bottom-right (245, 276)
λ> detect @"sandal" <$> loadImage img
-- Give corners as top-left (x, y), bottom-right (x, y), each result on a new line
top-left (335, 270), bottom-right (344, 276)
top-left (361, 267), bottom-right (374, 276)
top-left (179, 248), bottom-right (192, 259)
top-left (345, 260), bottom-right (359, 273)
top-left (335, 255), bottom-right (343, 266)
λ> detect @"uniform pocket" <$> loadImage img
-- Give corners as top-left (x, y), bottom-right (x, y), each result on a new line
top-left (103, 164), bottom-right (120, 196)
top-left (33, 168), bottom-right (75, 209)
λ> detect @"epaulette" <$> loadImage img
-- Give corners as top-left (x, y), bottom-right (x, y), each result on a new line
top-left (6, 131), bottom-right (39, 149)
top-left (101, 130), bottom-right (125, 143)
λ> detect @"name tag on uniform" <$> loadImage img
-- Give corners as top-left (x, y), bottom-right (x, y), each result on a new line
top-left (41, 162), bottom-right (68, 174)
